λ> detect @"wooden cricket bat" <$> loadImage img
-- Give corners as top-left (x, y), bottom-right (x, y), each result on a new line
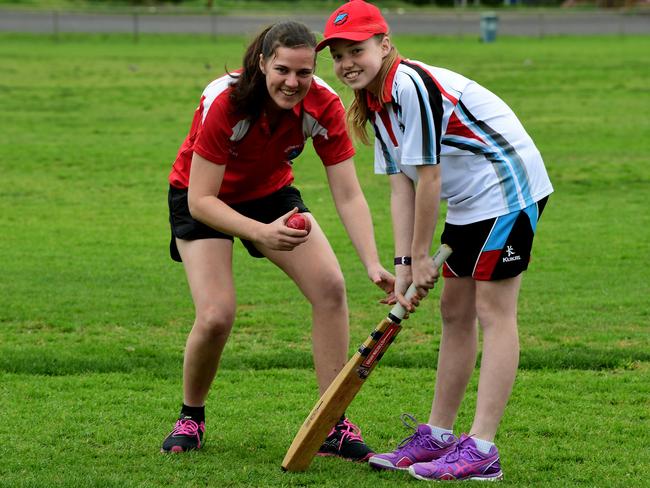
top-left (281, 244), bottom-right (453, 472)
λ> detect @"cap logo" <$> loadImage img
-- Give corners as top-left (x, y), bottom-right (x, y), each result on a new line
top-left (333, 12), bottom-right (348, 26)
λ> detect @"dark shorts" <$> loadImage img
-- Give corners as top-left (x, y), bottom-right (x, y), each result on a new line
top-left (168, 185), bottom-right (309, 262)
top-left (441, 197), bottom-right (548, 281)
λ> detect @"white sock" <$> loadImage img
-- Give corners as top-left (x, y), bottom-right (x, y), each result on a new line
top-left (472, 437), bottom-right (495, 454)
top-left (426, 424), bottom-right (453, 443)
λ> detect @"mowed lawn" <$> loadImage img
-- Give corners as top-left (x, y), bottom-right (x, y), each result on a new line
top-left (0, 33), bottom-right (648, 487)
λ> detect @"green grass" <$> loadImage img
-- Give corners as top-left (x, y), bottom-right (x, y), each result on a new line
top-left (0, 34), bottom-right (648, 486)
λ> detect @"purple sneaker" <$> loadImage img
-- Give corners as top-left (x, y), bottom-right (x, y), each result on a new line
top-left (408, 434), bottom-right (503, 481)
top-left (161, 414), bottom-right (205, 453)
top-left (368, 414), bottom-right (457, 471)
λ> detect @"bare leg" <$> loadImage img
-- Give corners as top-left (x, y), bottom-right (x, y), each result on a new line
top-left (261, 216), bottom-right (348, 394)
top-left (176, 238), bottom-right (236, 406)
top-left (428, 277), bottom-right (479, 429)
top-left (469, 275), bottom-right (522, 441)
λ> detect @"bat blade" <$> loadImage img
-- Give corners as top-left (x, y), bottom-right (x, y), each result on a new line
top-left (281, 317), bottom-right (398, 472)
top-left (281, 244), bottom-right (452, 472)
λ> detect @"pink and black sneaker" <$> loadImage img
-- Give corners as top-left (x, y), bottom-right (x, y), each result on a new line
top-left (368, 414), bottom-right (457, 471)
top-left (317, 417), bottom-right (374, 462)
top-left (161, 414), bottom-right (205, 453)
top-left (408, 434), bottom-right (503, 481)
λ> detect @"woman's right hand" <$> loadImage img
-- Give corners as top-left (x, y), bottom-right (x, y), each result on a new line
top-left (255, 208), bottom-right (310, 251)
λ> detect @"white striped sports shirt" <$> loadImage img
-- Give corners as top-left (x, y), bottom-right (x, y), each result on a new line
top-left (372, 59), bottom-right (553, 225)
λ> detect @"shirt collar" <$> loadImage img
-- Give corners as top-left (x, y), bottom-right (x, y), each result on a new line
top-left (292, 81), bottom-right (313, 117)
top-left (292, 101), bottom-right (303, 117)
top-left (366, 56), bottom-right (401, 112)
top-left (259, 100), bottom-right (302, 135)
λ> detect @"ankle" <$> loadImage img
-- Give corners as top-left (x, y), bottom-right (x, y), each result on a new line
top-left (470, 436), bottom-right (496, 454)
top-left (426, 424), bottom-right (454, 443)
top-left (180, 403), bottom-right (205, 423)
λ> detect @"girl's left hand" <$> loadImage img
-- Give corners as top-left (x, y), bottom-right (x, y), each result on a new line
top-left (412, 255), bottom-right (440, 292)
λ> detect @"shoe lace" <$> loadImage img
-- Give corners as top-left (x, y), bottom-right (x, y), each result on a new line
top-left (172, 418), bottom-right (200, 437)
top-left (396, 413), bottom-right (457, 451)
top-left (443, 434), bottom-right (482, 463)
top-left (328, 417), bottom-right (364, 447)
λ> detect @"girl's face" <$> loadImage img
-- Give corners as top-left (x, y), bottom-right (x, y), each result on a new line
top-left (329, 36), bottom-right (391, 93)
top-left (260, 46), bottom-right (315, 111)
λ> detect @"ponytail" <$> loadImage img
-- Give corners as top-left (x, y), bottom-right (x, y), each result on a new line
top-left (229, 21), bottom-right (317, 119)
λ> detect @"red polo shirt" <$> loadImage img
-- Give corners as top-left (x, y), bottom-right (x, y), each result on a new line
top-left (169, 73), bottom-right (355, 204)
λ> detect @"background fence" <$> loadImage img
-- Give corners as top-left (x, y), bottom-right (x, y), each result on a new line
top-left (1, 9), bottom-right (649, 39)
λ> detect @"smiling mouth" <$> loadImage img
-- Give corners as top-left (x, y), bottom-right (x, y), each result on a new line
top-left (280, 88), bottom-right (298, 97)
top-left (343, 71), bottom-right (361, 81)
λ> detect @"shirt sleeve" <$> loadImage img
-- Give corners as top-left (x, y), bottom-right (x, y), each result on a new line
top-left (192, 93), bottom-right (232, 166)
top-left (395, 72), bottom-right (440, 166)
top-left (306, 90), bottom-right (355, 166)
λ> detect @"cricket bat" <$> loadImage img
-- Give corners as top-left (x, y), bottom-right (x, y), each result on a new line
top-left (281, 244), bottom-right (453, 472)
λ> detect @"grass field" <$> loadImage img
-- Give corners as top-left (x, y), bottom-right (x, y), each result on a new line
top-left (0, 33), bottom-right (648, 486)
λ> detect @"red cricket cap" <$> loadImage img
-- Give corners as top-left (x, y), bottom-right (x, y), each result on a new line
top-left (316, 0), bottom-right (389, 52)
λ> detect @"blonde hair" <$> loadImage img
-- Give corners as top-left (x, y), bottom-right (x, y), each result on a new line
top-left (347, 36), bottom-right (400, 145)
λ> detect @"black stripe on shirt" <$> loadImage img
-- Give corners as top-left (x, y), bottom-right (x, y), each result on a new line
top-left (401, 60), bottom-right (443, 163)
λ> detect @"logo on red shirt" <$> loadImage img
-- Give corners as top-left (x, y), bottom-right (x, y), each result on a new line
top-left (285, 144), bottom-right (304, 161)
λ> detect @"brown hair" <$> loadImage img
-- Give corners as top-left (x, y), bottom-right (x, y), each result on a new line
top-left (229, 21), bottom-right (317, 119)
top-left (347, 35), bottom-right (400, 145)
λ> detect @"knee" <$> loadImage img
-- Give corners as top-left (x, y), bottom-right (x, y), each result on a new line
top-left (194, 304), bottom-right (235, 341)
top-left (440, 295), bottom-right (475, 327)
top-left (474, 300), bottom-right (510, 331)
top-left (308, 272), bottom-right (347, 310)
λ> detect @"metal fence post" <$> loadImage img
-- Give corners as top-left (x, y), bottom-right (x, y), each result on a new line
top-left (133, 11), bottom-right (139, 43)
top-left (52, 10), bottom-right (59, 42)
top-left (618, 13), bottom-right (625, 37)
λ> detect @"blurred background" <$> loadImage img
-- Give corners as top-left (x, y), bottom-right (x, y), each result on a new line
top-left (1, 0), bottom-right (649, 39)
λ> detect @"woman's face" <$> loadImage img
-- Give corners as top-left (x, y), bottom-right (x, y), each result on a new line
top-left (260, 46), bottom-right (315, 111)
top-left (329, 36), bottom-right (390, 93)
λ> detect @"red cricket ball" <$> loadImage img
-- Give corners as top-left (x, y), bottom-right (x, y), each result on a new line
top-left (286, 213), bottom-right (311, 234)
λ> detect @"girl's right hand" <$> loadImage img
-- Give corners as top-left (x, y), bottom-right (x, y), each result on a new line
top-left (256, 208), bottom-right (309, 251)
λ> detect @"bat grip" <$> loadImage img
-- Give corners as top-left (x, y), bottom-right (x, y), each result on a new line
top-left (389, 244), bottom-right (452, 321)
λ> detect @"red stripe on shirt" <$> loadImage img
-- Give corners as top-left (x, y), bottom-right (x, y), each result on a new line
top-left (446, 112), bottom-right (486, 144)
top-left (378, 108), bottom-right (399, 147)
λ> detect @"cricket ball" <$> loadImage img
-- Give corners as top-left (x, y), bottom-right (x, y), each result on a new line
top-left (286, 213), bottom-right (311, 234)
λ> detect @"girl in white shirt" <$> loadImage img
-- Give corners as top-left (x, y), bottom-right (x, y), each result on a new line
top-left (318, 1), bottom-right (553, 481)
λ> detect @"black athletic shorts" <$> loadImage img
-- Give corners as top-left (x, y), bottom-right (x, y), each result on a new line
top-left (441, 196), bottom-right (548, 281)
top-left (168, 185), bottom-right (309, 262)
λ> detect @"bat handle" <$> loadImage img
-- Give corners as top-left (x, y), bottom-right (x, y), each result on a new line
top-left (389, 244), bottom-right (452, 321)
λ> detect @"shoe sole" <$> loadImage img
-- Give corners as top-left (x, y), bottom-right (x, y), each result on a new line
top-left (408, 466), bottom-right (504, 482)
top-left (368, 457), bottom-right (410, 471)
top-left (161, 447), bottom-right (185, 453)
top-left (160, 445), bottom-right (202, 453)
